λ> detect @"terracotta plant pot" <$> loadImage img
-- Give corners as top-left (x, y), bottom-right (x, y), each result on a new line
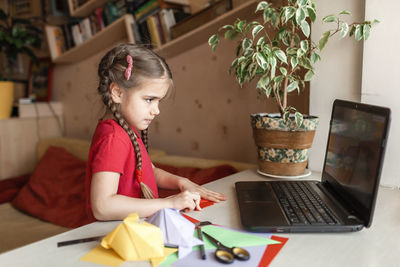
top-left (0, 81), bottom-right (14, 119)
top-left (251, 113), bottom-right (319, 176)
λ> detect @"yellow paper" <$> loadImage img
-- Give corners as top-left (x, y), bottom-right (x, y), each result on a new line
top-left (101, 213), bottom-right (164, 261)
top-left (150, 247), bottom-right (178, 267)
top-left (80, 245), bottom-right (124, 267)
top-left (81, 213), bottom-right (166, 266)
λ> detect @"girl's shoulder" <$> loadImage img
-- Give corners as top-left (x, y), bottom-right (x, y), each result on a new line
top-left (94, 119), bottom-right (131, 145)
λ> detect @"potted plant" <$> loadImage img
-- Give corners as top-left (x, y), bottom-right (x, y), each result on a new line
top-left (208, 0), bottom-right (378, 176)
top-left (0, 8), bottom-right (42, 119)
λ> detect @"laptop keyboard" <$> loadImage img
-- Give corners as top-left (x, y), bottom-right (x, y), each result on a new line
top-left (271, 182), bottom-right (339, 225)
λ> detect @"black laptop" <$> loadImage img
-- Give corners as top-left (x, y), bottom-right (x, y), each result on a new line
top-left (235, 99), bottom-right (391, 233)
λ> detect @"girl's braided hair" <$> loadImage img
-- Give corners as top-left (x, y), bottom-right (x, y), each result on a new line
top-left (97, 43), bottom-right (172, 199)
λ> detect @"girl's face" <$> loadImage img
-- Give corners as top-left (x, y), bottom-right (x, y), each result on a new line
top-left (112, 78), bottom-right (169, 131)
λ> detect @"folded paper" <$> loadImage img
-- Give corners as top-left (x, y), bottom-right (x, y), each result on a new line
top-left (101, 213), bottom-right (164, 261)
top-left (147, 208), bottom-right (203, 259)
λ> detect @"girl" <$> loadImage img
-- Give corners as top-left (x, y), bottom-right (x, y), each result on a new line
top-left (86, 43), bottom-right (226, 221)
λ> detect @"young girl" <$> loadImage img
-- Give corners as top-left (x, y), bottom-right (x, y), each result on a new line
top-left (86, 43), bottom-right (226, 221)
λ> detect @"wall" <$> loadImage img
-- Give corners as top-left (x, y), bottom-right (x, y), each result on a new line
top-left (308, 0), bottom-right (365, 172)
top-left (362, 0), bottom-right (400, 187)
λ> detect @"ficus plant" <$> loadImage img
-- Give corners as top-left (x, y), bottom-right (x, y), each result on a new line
top-left (0, 8), bottom-right (42, 81)
top-left (208, 0), bottom-right (378, 128)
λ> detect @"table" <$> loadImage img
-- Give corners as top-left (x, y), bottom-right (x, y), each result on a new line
top-left (1, 169), bottom-right (400, 266)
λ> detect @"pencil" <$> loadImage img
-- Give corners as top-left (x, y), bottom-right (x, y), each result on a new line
top-left (197, 227), bottom-right (206, 260)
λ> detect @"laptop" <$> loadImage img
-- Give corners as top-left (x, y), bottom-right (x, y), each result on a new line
top-left (235, 99), bottom-right (391, 233)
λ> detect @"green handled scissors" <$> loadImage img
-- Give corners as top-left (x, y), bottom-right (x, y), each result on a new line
top-left (202, 232), bottom-right (250, 264)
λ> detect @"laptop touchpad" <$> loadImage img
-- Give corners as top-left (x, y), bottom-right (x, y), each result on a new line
top-left (242, 183), bottom-right (275, 202)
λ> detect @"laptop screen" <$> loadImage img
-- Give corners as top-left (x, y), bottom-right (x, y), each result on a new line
top-left (322, 100), bottom-right (390, 226)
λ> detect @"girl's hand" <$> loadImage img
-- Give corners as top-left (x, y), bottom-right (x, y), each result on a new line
top-left (166, 190), bottom-right (201, 212)
top-left (178, 178), bottom-right (227, 203)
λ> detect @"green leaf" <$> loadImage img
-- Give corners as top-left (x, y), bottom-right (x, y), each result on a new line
top-left (307, 7), bottom-right (316, 22)
top-left (300, 20), bottom-right (310, 37)
top-left (355, 25), bottom-right (363, 41)
top-left (287, 81), bottom-right (299, 93)
top-left (208, 34), bottom-right (218, 46)
top-left (339, 10), bottom-right (352, 15)
top-left (285, 6), bottom-right (296, 22)
top-left (295, 112), bottom-right (304, 127)
top-left (211, 43), bottom-right (218, 51)
top-left (234, 19), bottom-right (246, 33)
top-left (256, 52), bottom-right (268, 70)
top-left (304, 70), bottom-right (314, 81)
top-left (296, 7), bottom-right (306, 25)
top-left (220, 25), bottom-right (234, 31)
top-left (300, 40), bottom-right (308, 53)
top-left (224, 30), bottom-right (233, 39)
top-left (291, 57), bottom-right (298, 69)
top-left (242, 38), bottom-right (252, 50)
top-left (297, 0), bottom-right (307, 6)
top-left (257, 74), bottom-right (270, 90)
top-left (363, 24), bottom-right (371, 40)
top-left (280, 67), bottom-right (287, 76)
top-left (256, 1), bottom-right (269, 12)
top-left (283, 111), bottom-right (290, 122)
top-left (373, 19), bottom-right (380, 24)
top-left (257, 36), bottom-right (266, 46)
top-left (322, 14), bottom-right (336, 23)
top-left (318, 31), bottom-right (330, 50)
top-left (252, 25), bottom-right (264, 39)
top-left (274, 49), bottom-right (287, 64)
top-left (243, 48), bottom-right (254, 57)
top-left (311, 52), bottom-right (320, 63)
top-left (340, 22), bottom-right (349, 38)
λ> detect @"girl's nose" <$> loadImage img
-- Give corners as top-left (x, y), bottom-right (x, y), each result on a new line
top-left (151, 104), bottom-right (160, 115)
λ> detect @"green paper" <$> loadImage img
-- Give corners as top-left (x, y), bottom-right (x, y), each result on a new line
top-left (159, 225), bottom-right (280, 266)
top-left (159, 251), bottom-right (178, 267)
top-left (201, 225), bottom-right (280, 250)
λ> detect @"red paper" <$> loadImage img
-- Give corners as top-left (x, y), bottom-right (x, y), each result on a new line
top-left (258, 235), bottom-right (289, 267)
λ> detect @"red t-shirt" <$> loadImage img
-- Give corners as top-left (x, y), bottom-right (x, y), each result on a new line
top-left (85, 119), bottom-right (159, 218)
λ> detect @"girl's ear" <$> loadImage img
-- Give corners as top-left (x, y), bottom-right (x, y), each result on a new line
top-left (110, 82), bottom-right (123, 103)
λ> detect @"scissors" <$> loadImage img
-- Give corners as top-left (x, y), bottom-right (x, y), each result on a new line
top-left (202, 232), bottom-right (250, 264)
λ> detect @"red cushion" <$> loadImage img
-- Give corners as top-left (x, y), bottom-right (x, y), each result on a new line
top-left (11, 146), bottom-right (94, 228)
top-left (0, 174), bottom-right (30, 204)
top-left (155, 163), bottom-right (238, 198)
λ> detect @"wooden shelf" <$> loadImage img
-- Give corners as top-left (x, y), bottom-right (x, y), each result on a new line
top-left (155, 0), bottom-right (259, 58)
top-left (67, 0), bottom-right (109, 17)
top-left (50, 15), bottom-right (135, 64)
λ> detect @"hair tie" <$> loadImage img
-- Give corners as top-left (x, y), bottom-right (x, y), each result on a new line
top-left (125, 55), bottom-right (133, 80)
top-left (135, 169), bottom-right (143, 183)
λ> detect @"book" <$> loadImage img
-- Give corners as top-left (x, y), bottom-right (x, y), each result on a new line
top-left (45, 25), bottom-right (66, 59)
top-left (79, 18), bottom-right (92, 41)
top-left (159, 8), bottom-right (176, 41)
top-left (146, 15), bottom-right (162, 47)
top-left (71, 24), bottom-right (83, 46)
top-left (94, 7), bottom-right (105, 31)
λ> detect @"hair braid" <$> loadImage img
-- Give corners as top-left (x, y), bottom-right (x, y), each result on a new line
top-left (141, 129), bottom-right (148, 151)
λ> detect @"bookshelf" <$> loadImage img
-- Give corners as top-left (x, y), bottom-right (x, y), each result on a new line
top-left (46, 15), bottom-right (135, 64)
top-left (155, 0), bottom-right (259, 58)
top-left (46, 0), bottom-right (257, 64)
top-left (67, 0), bottom-right (109, 17)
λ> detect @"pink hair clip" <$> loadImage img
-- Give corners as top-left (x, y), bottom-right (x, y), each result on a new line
top-left (124, 55), bottom-right (133, 80)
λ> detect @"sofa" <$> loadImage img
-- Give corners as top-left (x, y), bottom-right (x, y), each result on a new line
top-left (0, 137), bottom-right (256, 254)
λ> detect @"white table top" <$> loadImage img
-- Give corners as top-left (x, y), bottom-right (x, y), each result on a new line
top-left (1, 169), bottom-right (400, 267)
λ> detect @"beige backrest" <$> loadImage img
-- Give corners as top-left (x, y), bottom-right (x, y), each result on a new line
top-left (37, 137), bottom-right (91, 161)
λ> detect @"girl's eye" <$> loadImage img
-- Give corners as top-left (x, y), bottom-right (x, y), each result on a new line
top-left (145, 98), bottom-right (153, 103)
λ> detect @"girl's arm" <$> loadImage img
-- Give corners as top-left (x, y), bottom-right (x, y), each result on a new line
top-left (91, 171), bottom-right (201, 221)
top-left (153, 166), bottom-right (227, 202)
